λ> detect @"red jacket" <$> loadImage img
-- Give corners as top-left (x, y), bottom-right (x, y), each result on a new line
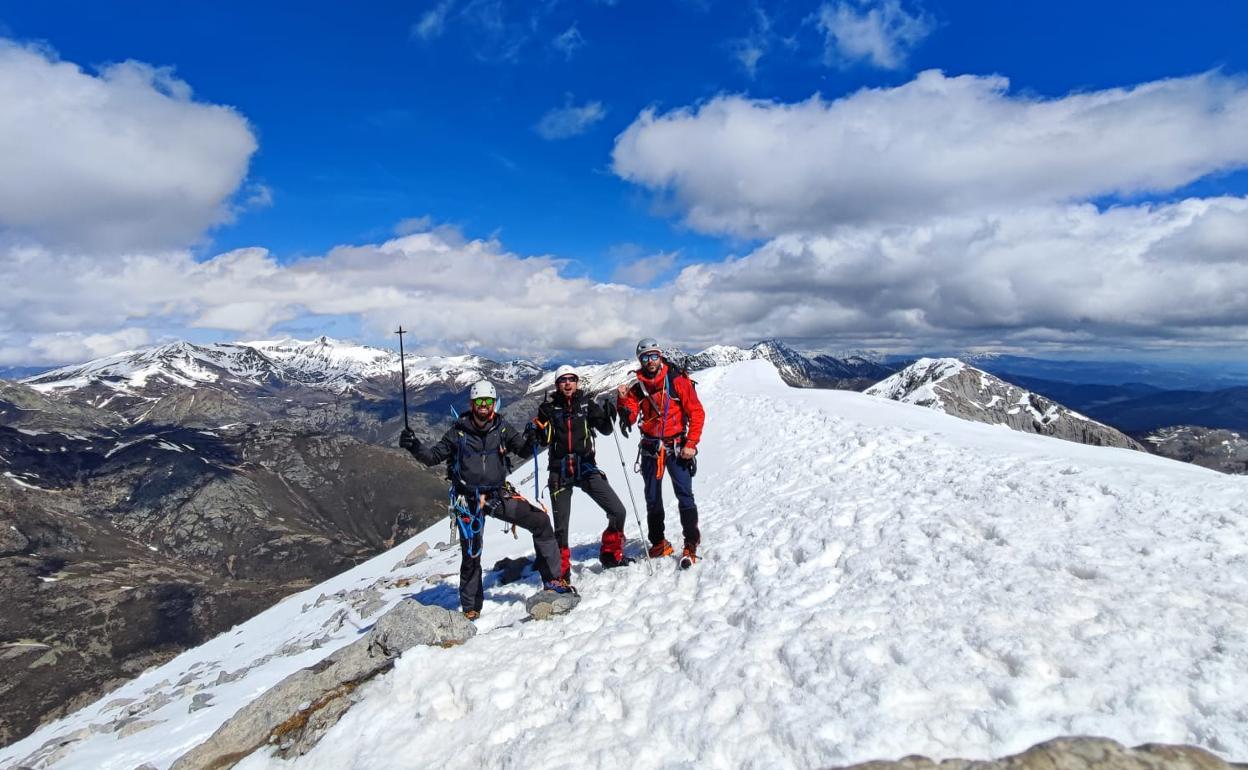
top-left (618, 363), bottom-right (705, 450)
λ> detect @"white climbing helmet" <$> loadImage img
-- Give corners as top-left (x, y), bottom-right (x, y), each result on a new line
top-left (554, 364), bottom-right (579, 383)
top-left (469, 380), bottom-right (498, 401)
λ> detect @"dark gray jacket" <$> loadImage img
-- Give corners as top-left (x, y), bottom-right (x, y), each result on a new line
top-left (408, 413), bottom-right (534, 491)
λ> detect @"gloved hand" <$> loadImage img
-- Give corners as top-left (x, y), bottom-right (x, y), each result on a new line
top-left (618, 409), bottom-right (631, 438)
top-left (399, 428), bottom-right (419, 454)
top-left (522, 423), bottom-right (539, 446)
top-left (536, 400), bottom-right (554, 424)
top-left (601, 400), bottom-right (617, 422)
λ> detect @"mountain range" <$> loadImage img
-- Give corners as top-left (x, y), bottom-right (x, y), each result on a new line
top-left (4, 360), bottom-right (1246, 769)
top-left (4, 335), bottom-right (1246, 748)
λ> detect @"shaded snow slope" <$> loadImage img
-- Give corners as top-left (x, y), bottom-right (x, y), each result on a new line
top-left (6, 361), bottom-right (1248, 769)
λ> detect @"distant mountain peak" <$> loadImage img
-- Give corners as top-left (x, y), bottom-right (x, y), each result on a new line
top-left (867, 358), bottom-right (1143, 451)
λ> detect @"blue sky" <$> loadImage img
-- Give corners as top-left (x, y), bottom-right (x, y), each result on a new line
top-left (2, 1), bottom-right (1248, 364)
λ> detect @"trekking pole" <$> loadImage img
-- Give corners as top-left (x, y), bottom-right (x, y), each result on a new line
top-left (395, 326), bottom-right (411, 431)
top-left (611, 419), bottom-right (653, 575)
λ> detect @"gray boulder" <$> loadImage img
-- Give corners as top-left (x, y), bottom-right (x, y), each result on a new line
top-left (525, 589), bottom-right (581, 620)
top-left (835, 736), bottom-right (1243, 770)
top-left (169, 602), bottom-right (474, 770)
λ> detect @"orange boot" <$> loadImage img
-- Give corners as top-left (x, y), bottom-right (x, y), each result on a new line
top-left (680, 540), bottom-right (698, 569)
top-left (648, 539), bottom-right (674, 558)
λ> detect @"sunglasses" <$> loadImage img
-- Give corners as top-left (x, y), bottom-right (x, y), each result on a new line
top-left (556, 376), bottom-right (578, 385)
top-left (472, 397), bottom-right (496, 407)
top-left (639, 353), bottom-right (662, 363)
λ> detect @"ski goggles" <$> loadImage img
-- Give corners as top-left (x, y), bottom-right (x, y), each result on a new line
top-left (471, 397), bottom-right (496, 407)
top-left (556, 375), bottom-right (578, 384)
top-left (639, 353), bottom-right (661, 363)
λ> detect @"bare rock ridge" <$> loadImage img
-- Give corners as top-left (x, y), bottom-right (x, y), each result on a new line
top-left (866, 358), bottom-right (1146, 452)
top-left (1144, 426), bottom-right (1248, 474)
top-left (0, 387), bottom-right (450, 745)
top-left (835, 736), bottom-right (1246, 770)
top-left (169, 601), bottom-right (475, 770)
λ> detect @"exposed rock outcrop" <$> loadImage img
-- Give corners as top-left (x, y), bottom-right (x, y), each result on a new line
top-left (525, 589), bottom-right (581, 620)
top-left (835, 736), bottom-right (1244, 770)
top-left (1144, 426), bottom-right (1248, 474)
top-left (169, 601), bottom-right (474, 770)
top-left (867, 359), bottom-right (1145, 452)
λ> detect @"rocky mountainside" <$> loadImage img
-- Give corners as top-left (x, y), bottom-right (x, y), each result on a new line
top-left (866, 358), bottom-right (1146, 451)
top-left (1143, 425), bottom-right (1248, 474)
top-left (0, 388), bottom-right (450, 745)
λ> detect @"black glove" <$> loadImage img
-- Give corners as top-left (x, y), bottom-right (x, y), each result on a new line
top-left (602, 400), bottom-right (617, 422)
top-left (522, 423), bottom-right (539, 446)
top-left (536, 400), bottom-right (554, 423)
top-left (618, 409), bottom-right (631, 438)
top-left (399, 428), bottom-right (419, 454)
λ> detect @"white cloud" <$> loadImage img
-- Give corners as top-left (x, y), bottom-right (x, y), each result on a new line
top-left (413, 1), bottom-right (454, 41)
top-left (0, 231), bottom-right (650, 364)
top-left (6, 198), bottom-right (1248, 365)
top-left (732, 7), bottom-right (772, 79)
top-left (553, 25), bottom-right (586, 60)
top-left (0, 40), bottom-right (258, 251)
top-left (613, 71), bottom-right (1248, 238)
top-left (663, 198), bottom-right (1248, 351)
top-left (816, 0), bottom-right (933, 70)
top-left (394, 215), bottom-right (435, 235)
top-left (612, 250), bottom-right (678, 286)
top-left (24, 329), bottom-right (153, 365)
top-left (535, 97), bottom-right (606, 140)
top-left (243, 183), bottom-right (274, 209)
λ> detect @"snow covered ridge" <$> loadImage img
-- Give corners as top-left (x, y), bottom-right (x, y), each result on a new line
top-left (6, 360), bottom-right (1248, 769)
top-left (525, 339), bottom-right (898, 396)
top-left (23, 337), bottom-right (542, 396)
top-left (867, 358), bottom-right (1145, 451)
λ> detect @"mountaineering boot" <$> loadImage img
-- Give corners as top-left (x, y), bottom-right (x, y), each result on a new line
top-left (679, 540), bottom-right (698, 570)
top-left (560, 547), bottom-right (572, 580)
top-left (600, 551), bottom-right (635, 568)
top-left (648, 539), bottom-right (674, 558)
top-left (599, 528), bottom-right (634, 568)
top-left (464, 610), bottom-right (480, 621)
top-left (543, 577), bottom-right (578, 594)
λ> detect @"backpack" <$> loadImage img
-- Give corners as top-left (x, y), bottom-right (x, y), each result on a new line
top-left (631, 357), bottom-right (696, 432)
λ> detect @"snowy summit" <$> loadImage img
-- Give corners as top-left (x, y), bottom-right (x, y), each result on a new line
top-left (4, 360), bottom-right (1247, 769)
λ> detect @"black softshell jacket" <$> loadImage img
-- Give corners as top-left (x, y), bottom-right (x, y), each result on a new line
top-left (411, 413), bottom-right (534, 491)
top-left (535, 390), bottom-right (614, 471)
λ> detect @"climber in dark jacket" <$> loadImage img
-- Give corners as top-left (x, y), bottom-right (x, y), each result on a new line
top-left (533, 365), bottom-right (632, 577)
top-left (400, 379), bottom-right (569, 620)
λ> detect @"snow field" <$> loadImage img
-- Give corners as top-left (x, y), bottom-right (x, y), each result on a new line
top-left (234, 361), bottom-right (1248, 770)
